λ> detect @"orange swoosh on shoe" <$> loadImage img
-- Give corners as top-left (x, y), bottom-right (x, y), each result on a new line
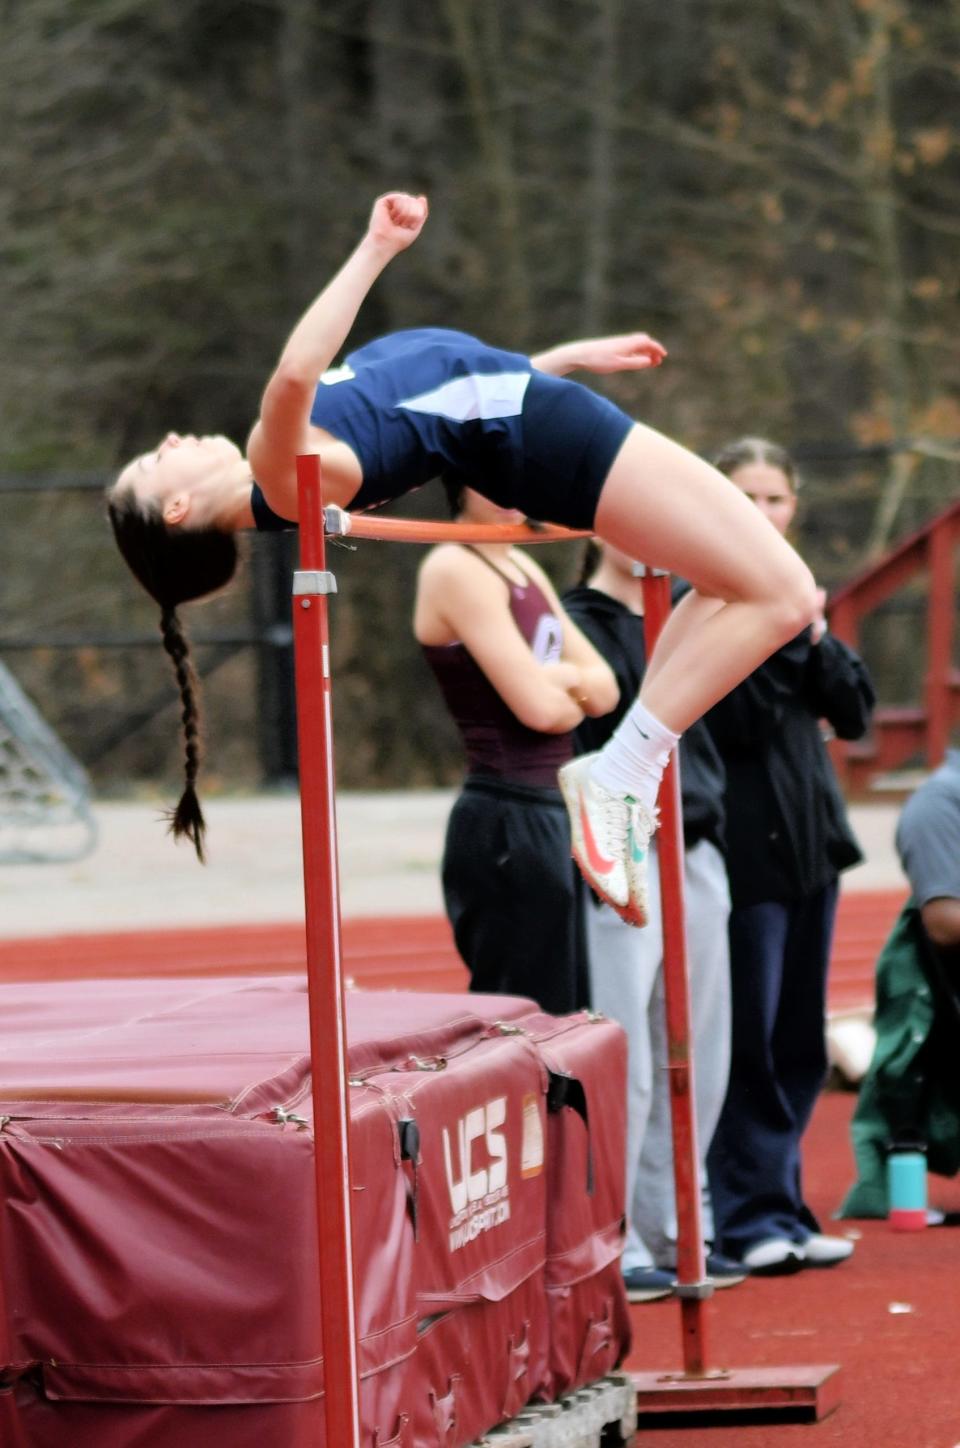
top-left (579, 801), bottom-right (615, 875)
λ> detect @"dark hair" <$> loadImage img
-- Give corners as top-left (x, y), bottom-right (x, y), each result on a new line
top-left (577, 539), bottom-right (601, 585)
top-left (441, 471), bottom-right (465, 518)
top-left (711, 436), bottom-right (800, 493)
top-left (106, 486), bottom-right (238, 862)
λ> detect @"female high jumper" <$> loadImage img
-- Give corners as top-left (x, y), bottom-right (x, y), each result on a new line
top-left (107, 191), bottom-right (817, 926)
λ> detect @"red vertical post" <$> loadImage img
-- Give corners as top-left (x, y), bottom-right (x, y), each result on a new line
top-left (641, 570), bottom-right (712, 1377)
top-left (925, 522), bottom-right (955, 767)
top-left (292, 453), bottom-right (362, 1445)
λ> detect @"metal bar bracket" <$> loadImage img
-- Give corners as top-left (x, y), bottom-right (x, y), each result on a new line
top-left (323, 505), bottom-right (353, 536)
top-left (293, 570), bottom-right (338, 596)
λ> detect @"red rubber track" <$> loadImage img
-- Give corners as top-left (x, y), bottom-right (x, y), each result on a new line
top-left (625, 1089), bottom-right (960, 1446)
top-left (0, 890), bottom-right (906, 1009)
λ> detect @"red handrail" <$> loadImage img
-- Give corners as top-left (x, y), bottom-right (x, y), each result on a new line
top-left (828, 498), bottom-right (960, 783)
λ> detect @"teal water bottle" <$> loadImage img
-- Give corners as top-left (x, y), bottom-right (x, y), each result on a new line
top-left (887, 1144), bottom-right (927, 1231)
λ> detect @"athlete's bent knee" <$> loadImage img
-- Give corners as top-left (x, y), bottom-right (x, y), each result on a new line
top-left (768, 560), bottom-right (818, 642)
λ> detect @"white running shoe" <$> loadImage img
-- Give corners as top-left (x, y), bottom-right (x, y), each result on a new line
top-left (741, 1237), bottom-right (806, 1276)
top-left (559, 754), bottom-right (633, 916)
top-left (801, 1232), bottom-right (854, 1267)
top-left (624, 797), bottom-right (658, 928)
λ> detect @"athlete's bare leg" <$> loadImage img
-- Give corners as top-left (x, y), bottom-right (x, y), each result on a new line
top-left (559, 422), bottom-right (815, 924)
top-left (594, 422), bottom-right (816, 732)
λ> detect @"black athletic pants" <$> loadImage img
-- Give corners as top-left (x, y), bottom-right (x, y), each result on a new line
top-left (441, 775), bottom-right (589, 1016)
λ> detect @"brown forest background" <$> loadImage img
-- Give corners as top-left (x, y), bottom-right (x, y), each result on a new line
top-left (1, 0), bottom-right (958, 796)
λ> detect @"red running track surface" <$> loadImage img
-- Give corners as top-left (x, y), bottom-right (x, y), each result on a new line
top-left (625, 1089), bottom-right (960, 1447)
top-left (0, 890), bottom-right (908, 1013)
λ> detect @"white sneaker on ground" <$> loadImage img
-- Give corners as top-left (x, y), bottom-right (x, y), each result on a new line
top-left (741, 1237), bottom-right (806, 1276)
top-left (802, 1232), bottom-right (854, 1267)
top-left (558, 754), bottom-right (633, 916)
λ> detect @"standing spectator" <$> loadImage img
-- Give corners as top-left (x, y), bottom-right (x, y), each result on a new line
top-left (414, 482), bottom-right (617, 1014)
top-left (563, 541), bottom-right (744, 1301)
top-left (704, 438), bottom-right (875, 1274)
top-left (840, 751), bottom-right (960, 1218)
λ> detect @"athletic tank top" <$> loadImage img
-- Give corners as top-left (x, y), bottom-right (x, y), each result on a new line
top-left (421, 549), bottom-right (573, 787)
top-left (314, 328), bottom-right (533, 511)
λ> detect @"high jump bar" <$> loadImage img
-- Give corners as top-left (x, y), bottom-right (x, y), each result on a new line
top-left (323, 503), bottom-right (591, 545)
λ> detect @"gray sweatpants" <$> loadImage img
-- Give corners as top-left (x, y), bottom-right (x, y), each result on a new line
top-left (585, 838), bottom-right (732, 1269)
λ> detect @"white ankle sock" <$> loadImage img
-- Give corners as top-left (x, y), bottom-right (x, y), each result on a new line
top-left (589, 700), bottom-right (680, 814)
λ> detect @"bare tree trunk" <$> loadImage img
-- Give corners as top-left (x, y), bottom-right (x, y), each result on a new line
top-left (842, 0), bottom-right (917, 555)
top-left (440, 0), bottom-right (531, 344)
top-left (278, 0), bottom-right (316, 294)
top-left (581, 0), bottom-right (621, 335)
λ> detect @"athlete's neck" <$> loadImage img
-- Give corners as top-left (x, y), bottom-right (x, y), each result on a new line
top-left (216, 462), bottom-right (258, 531)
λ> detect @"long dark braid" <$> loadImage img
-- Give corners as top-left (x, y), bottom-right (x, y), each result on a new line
top-left (107, 486), bottom-right (238, 861)
top-left (159, 606), bottom-right (207, 861)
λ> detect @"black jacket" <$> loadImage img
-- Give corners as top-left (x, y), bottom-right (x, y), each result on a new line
top-left (703, 624), bottom-right (875, 906)
top-left (562, 584), bottom-right (726, 855)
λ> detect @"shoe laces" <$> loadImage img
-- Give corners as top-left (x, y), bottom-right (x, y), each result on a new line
top-left (595, 786), bottom-right (632, 854)
top-left (627, 799), bottom-right (659, 846)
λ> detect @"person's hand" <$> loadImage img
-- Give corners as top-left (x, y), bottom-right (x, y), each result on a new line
top-left (574, 333), bottom-right (667, 375)
top-left (811, 585), bottom-right (828, 644)
top-left (367, 192), bottom-right (428, 252)
top-left (540, 660), bottom-right (582, 693)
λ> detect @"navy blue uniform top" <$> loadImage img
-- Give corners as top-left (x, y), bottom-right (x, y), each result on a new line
top-left (250, 327), bottom-right (634, 532)
top-left (317, 329), bottom-right (532, 510)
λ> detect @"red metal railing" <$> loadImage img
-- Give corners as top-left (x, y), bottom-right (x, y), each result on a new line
top-left (828, 498), bottom-right (960, 791)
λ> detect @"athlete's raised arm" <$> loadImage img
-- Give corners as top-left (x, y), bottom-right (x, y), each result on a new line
top-left (249, 193), bottom-right (428, 482)
top-left (531, 332), bottom-right (667, 377)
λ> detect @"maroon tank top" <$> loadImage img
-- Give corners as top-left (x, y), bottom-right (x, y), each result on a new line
top-left (422, 549), bottom-right (573, 787)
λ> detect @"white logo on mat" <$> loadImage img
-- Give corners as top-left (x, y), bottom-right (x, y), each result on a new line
top-left (442, 1097), bottom-right (511, 1251)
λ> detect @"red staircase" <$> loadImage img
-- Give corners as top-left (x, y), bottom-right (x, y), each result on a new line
top-left (828, 498), bottom-right (960, 794)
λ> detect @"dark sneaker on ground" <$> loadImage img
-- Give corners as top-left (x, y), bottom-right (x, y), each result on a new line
top-left (622, 1265), bottom-right (675, 1303)
top-left (660, 1251), bottom-right (746, 1289)
top-left (704, 1251), bottom-right (747, 1287)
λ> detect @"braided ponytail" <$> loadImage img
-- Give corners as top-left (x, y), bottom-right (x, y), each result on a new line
top-left (159, 607), bottom-right (207, 861)
top-left (107, 486), bottom-right (238, 862)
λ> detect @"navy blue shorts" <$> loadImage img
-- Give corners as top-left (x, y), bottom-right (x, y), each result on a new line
top-left (518, 372), bottom-right (634, 530)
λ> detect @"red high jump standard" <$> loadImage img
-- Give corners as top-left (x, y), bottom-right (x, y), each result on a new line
top-left (630, 570), bottom-right (840, 1422)
top-left (0, 458), bottom-right (635, 1448)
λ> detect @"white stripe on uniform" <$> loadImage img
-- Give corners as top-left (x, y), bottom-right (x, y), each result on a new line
top-left (397, 372), bottom-right (531, 422)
